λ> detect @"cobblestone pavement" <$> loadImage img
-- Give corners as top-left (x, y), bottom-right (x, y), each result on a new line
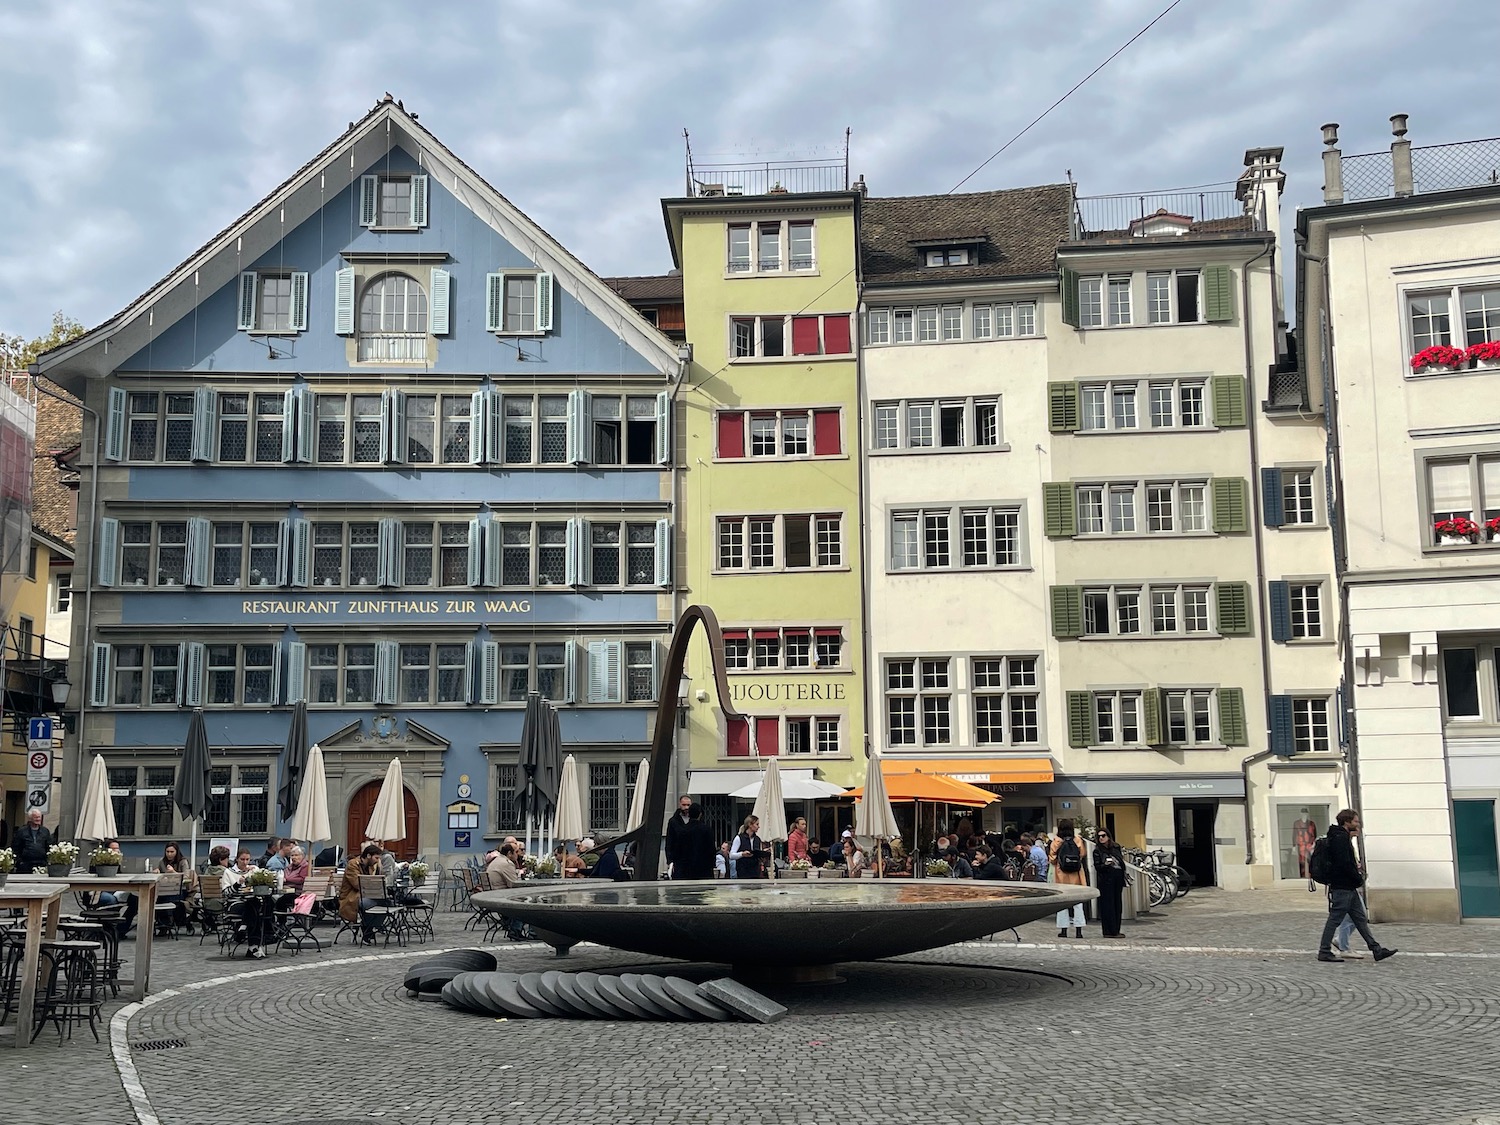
top-left (6, 888), bottom-right (1499, 1125)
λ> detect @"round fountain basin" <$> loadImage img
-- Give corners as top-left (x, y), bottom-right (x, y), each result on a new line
top-left (473, 880), bottom-right (1097, 966)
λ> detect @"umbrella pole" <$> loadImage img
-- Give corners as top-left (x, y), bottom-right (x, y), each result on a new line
top-left (190, 821), bottom-right (198, 872)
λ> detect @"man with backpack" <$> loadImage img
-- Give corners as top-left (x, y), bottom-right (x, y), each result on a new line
top-left (1049, 819), bottom-right (1089, 937)
top-left (1313, 809), bottom-right (1397, 963)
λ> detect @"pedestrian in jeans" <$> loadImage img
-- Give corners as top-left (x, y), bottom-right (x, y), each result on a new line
top-left (1317, 810), bottom-right (1397, 964)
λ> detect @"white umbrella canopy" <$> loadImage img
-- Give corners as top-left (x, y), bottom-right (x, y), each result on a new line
top-left (730, 776), bottom-right (846, 801)
top-left (76, 755), bottom-right (118, 844)
top-left (364, 758), bottom-right (407, 844)
top-left (750, 758), bottom-right (789, 842)
top-left (854, 751), bottom-right (902, 840)
top-left (624, 758), bottom-right (651, 833)
top-left (553, 755), bottom-right (586, 842)
top-left (290, 743), bottom-right (332, 848)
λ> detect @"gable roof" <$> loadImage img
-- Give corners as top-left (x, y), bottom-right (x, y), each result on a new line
top-left (35, 95), bottom-right (682, 384)
top-left (603, 274), bottom-right (684, 303)
top-left (861, 184), bottom-right (1074, 287)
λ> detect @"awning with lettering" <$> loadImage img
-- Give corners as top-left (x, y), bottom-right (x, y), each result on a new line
top-left (880, 758), bottom-right (1055, 785)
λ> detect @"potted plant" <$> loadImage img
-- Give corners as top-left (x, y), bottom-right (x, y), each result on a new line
top-left (1469, 341), bottom-right (1500, 370)
top-left (0, 847), bottom-right (14, 889)
top-left (89, 846), bottom-right (124, 878)
top-left (926, 859), bottom-right (953, 878)
top-left (408, 861), bottom-right (430, 886)
top-left (1434, 516), bottom-right (1480, 546)
top-left (784, 858), bottom-right (812, 879)
top-left (821, 861), bottom-right (842, 878)
top-left (535, 856), bottom-right (559, 878)
top-left (1411, 344), bottom-right (1467, 375)
top-left (46, 841), bottom-right (79, 877)
top-left (246, 868), bottom-right (278, 896)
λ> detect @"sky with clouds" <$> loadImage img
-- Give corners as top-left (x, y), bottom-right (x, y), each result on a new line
top-left (3, 0), bottom-right (1497, 340)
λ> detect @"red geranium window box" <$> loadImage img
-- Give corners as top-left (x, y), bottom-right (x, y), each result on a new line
top-left (1411, 345), bottom-right (1468, 372)
top-left (1467, 341), bottom-right (1500, 366)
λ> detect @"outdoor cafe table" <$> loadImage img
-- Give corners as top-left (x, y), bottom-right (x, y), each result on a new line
top-left (0, 884), bottom-right (65, 1050)
top-left (9, 873), bottom-right (161, 1002)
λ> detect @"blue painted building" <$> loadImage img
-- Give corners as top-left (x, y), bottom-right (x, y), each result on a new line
top-left (39, 96), bottom-right (684, 862)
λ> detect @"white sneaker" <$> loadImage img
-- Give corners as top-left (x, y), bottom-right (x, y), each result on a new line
top-left (1337, 948), bottom-right (1366, 959)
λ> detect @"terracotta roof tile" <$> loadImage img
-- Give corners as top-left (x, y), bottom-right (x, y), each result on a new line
top-left (31, 384), bottom-right (81, 549)
top-left (602, 274), bottom-right (683, 303)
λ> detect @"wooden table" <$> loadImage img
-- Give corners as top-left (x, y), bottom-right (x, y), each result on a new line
top-left (0, 884), bottom-right (65, 1050)
top-left (8, 873), bottom-right (161, 1001)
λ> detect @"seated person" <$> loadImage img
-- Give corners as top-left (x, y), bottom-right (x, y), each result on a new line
top-left (339, 844), bottom-right (386, 946)
top-left (805, 840), bottom-right (830, 868)
top-left (588, 842), bottom-right (627, 880)
top-left (555, 845), bottom-right (587, 878)
top-left (221, 848), bottom-right (257, 894)
top-left (971, 845), bottom-right (1006, 880)
top-left (946, 847), bottom-right (974, 879)
top-left (265, 839), bottom-right (294, 872)
top-left (486, 843), bottom-right (521, 889)
top-left (282, 846), bottom-right (311, 890)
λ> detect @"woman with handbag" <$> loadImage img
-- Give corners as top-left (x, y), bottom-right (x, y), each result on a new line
top-left (1092, 828), bottom-right (1128, 938)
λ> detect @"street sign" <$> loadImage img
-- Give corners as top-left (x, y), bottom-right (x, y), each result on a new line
top-left (28, 717), bottom-right (53, 744)
top-left (27, 785), bottom-right (50, 815)
top-left (26, 749), bottom-right (51, 783)
top-left (453, 831), bottom-right (472, 849)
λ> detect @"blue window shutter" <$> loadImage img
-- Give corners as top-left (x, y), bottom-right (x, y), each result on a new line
top-left (237, 272), bottom-right (257, 331)
top-left (359, 175), bottom-right (379, 227)
top-left (276, 519), bottom-right (290, 586)
top-left (485, 273), bottom-right (505, 333)
top-left (428, 268), bottom-right (450, 335)
top-left (191, 387), bottom-right (216, 462)
top-left (1268, 580), bottom-right (1292, 642)
top-left (375, 641), bottom-right (399, 705)
top-left (289, 272), bottom-right (309, 332)
top-left (563, 640), bottom-right (577, 704)
top-left (289, 519), bottom-right (310, 587)
top-left (655, 518), bottom-right (672, 587)
top-left (295, 387), bottom-right (315, 463)
top-left (284, 642), bottom-right (306, 704)
top-left (333, 267), bottom-right (356, 335)
top-left (483, 520), bottom-right (502, 587)
top-left (280, 388), bottom-right (297, 463)
top-left (1270, 695), bottom-right (1296, 755)
top-left (383, 389), bottom-right (406, 464)
top-left (97, 517), bottom-right (120, 587)
top-left (186, 518), bottom-right (212, 587)
top-left (566, 389), bottom-right (590, 464)
top-left (535, 272), bottom-right (554, 332)
top-left (655, 391), bottom-right (672, 465)
top-left (1261, 467), bottom-right (1285, 527)
top-left (269, 645), bottom-right (282, 702)
top-left (565, 517), bottom-right (584, 586)
top-left (183, 642), bottom-right (205, 707)
top-left (172, 643), bottom-right (186, 705)
top-left (476, 641), bottom-right (499, 705)
top-left (105, 387), bottom-right (126, 462)
top-left (89, 643), bottom-right (112, 708)
top-left (469, 389), bottom-right (488, 464)
top-left (647, 642), bottom-right (660, 703)
top-left (410, 175), bottom-right (429, 227)
top-left (466, 517), bottom-right (483, 586)
top-left (577, 519), bottom-right (594, 584)
top-left (587, 641), bottom-right (623, 704)
top-left (378, 518), bottom-right (399, 587)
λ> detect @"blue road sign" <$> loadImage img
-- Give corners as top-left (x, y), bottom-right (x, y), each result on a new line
top-left (28, 717), bottom-right (53, 743)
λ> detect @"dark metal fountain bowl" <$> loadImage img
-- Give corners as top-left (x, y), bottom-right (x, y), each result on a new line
top-left (473, 880), bottom-right (1098, 966)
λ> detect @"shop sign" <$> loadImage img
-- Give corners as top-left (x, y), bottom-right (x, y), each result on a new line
top-left (728, 681), bottom-right (847, 703)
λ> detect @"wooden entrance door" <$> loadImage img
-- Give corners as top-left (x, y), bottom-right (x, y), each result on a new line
top-left (1097, 801), bottom-right (1148, 851)
top-left (347, 780), bottom-right (420, 861)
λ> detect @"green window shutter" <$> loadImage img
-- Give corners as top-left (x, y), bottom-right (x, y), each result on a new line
top-left (1211, 375), bottom-right (1246, 427)
top-left (536, 272), bottom-right (554, 332)
top-left (1050, 585), bottom-right (1083, 638)
top-left (1203, 264), bottom-right (1234, 322)
top-left (1142, 689), bottom-right (1163, 747)
top-left (1043, 482), bottom-right (1077, 538)
top-left (1268, 580), bottom-right (1292, 642)
top-left (485, 273), bottom-right (505, 333)
top-left (1212, 477), bottom-right (1249, 534)
top-left (1065, 691), bottom-right (1094, 747)
top-left (1215, 582), bottom-right (1251, 635)
top-left (1218, 687), bottom-right (1247, 746)
top-left (1060, 265), bottom-right (1080, 328)
top-left (289, 272), bottom-right (309, 332)
top-left (333, 267), bottom-right (355, 335)
top-left (428, 268), bottom-right (450, 335)
top-left (105, 386), bottom-right (126, 462)
top-left (237, 272), bottom-right (258, 331)
top-left (359, 175), bottom-right (379, 227)
top-left (409, 175), bottom-right (429, 227)
top-left (1269, 695), bottom-right (1296, 755)
top-left (1048, 381), bottom-right (1080, 432)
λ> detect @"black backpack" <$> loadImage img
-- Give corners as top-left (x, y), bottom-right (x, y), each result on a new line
top-left (1056, 836), bottom-right (1083, 874)
top-left (1308, 836), bottom-right (1333, 884)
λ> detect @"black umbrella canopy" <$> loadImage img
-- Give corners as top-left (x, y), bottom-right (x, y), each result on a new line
top-left (515, 692), bottom-right (559, 823)
top-left (174, 708), bottom-right (213, 821)
top-left (278, 699), bottom-right (308, 822)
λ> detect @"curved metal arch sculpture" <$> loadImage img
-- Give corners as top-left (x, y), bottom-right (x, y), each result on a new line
top-left (602, 604), bottom-right (741, 880)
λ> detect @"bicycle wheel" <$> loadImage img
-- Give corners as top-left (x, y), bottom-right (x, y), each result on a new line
top-left (1173, 866), bottom-right (1194, 898)
top-left (1147, 871), bottom-right (1172, 908)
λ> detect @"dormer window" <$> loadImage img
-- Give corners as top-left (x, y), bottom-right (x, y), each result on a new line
top-left (1128, 210), bottom-right (1192, 238)
top-left (925, 248), bottom-right (971, 267)
top-left (359, 174), bottom-right (430, 229)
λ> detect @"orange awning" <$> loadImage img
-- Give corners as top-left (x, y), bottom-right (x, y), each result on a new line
top-left (890, 758), bottom-right (1054, 785)
top-left (847, 771), bottom-right (997, 807)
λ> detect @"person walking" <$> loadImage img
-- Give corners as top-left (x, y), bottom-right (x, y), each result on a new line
top-left (664, 795), bottom-right (694, 879)
top-left (730, 815), bottom-right (768, 878)
top-left (674, 804), bottom-right (717, 880)
top-left (1317, 809), bottom-right (1397, 963)
top-left (1092, 828), bottom-right (1128, 938)
top-left (1049, 819), bottom-right (1089, 938)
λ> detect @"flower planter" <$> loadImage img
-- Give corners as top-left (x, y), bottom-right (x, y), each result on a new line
top-left (47, 863), bottom-right (71, 877)
top-left (1474, 360), bottom-right (1500, 371)
top-left (0, 873), bottom-right (9, 889)
top-left (410, 875), bottom-right (427, 887)
top-left (1416, 364), bottom-right (1462, 376)
top-left (781, 869), bottom-right (808, 879)
top-left (252, 885), bottom-right (273, 896)
top-left (1437, 534), bottom-right (1477, 546)
top-left (94, 865), bottom-right (120, 878)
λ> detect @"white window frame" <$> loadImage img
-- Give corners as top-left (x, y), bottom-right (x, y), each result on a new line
top-left (1287, 581), bottom-right (1324, 640)
top-left (713, 514), bottom-right (845, 573)
top-left (970, 654), bottom-right (1042, 747)
top-left (1405, 281), bottom-right (1500, 365)
top-left (1092, 689), bottom-right (1144, 747)
top-left (889, 504), bottom-right (1024, 572)
top-left (867, 301), bottom-right (1039, 348)
top-left (1081, 378), bottom-right (1208, 433)
top-left (1163, 687), bottom-right (1218, 747)
top-left (724, 218), bottom-right (817, 276)
top-left (1291, 695), bottom-right (1333, 753)
top-left (1144, 269), bottom-right (1203, 325)
top-left (1083, 583), bottom-right (1214, 639)
top-left (869, 396), bottom-right (1002, 452)
top-left (1075, 480), bottom-right (1210, 537)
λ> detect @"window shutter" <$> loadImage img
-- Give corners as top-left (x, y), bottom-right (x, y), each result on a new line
top-left (717, 411), bottom-right (745, 458)
top-left (813, 410), bottom-right (841, 455)
top-left (183, 642), bottom-right (205, 707)
top-left (485, 273), bottom-right (505, 333)
top-left (726, 717), bottom-right (750, 757)
top-left (1142, 690), bottom-right (1164, 747)
top-left (280, 388), bottom-right (298, 463)
top-left (1060, 266), bottom-right (1080, 328)
top-left (105, 387), bottom-right (126, 462)
top-left (428, 267), bottom-right (450, 335)
top-left (535, 272), bottom-right (554, 332)
top-left (647, 642), bottom-right (660, 703)
top-left (466, 517), bottom-right (483, 587)
top-left (577, 518), bottom-right (595, 584)
top-left (295, 387), bottom-right (315, 463)
top-left (566, 389), bottom-right (591, 464)
top-left (469, 389), bottom-right (489, 464)
top-left (359, 175), bottom-right (379, 227)
top-left (1203, 265), bottom-right (1234, 322)
top-left (476, 641), bottom-right (499, 706)
top-left (1065, 691), bottom-right (1094, 748)
top-left (333, 267), bottom-right (355, 335)
top-left (655, 517), bottom-right (672, 587)
top-left (1043, 482), bottom-right (1077, 538)
top-left (1261, 467), bottom-right (1285, 527)
top-left (565, 517), bottom-right (585, 586)
top-left (284, 642), bottom-right (306, 704)
top-left (186, 517), bottom-right (212, 587)
top-left (289, 271), bottom-right (309, 332)
top-left (587, 640), bottom-right (623, 704)
top-left (409, 174), bottom-right (429, 228)
top-left (375, 641), bottom-right (399, 705)
top-left (1218, 687), bottom-right (1247, 746)
top-left (97, 517), bottom-right (120, 587)
top-left (755, 717), bottom-right (780, 756)
top-left (383, 389), bottom-right (406, 464)
top-left (822, 314), bottom-right (852, 355)
top-left (1215, 582), bottom-right (1252, 635)
top-left (270, 645), bottom-right (282, 703)
top-left (655, 391), bottom-right (672, 465)
top-left (289, 519), bottom-right (310, 587)
top-left (791, 316), bottom-right (821, 356)
top-left (89, 642), bottom-right (112, 708)
top-left (1211, 375), bottom-right (1247, 427)
top-left (237, 272), bottom-right (257, 331)
top-left (1269, 695), bottom-right (1296, 755)
top-left (1047, 381), bottom-right (1080, 432)
top-left (172, 643), bottom-right (186, 705)
top-left (191, 387), bottom-right (217, 461)
top-left (1050, 585), bottom-right (1084, 638)
top-left (483, 520), bottom-right (502, 586)
top-left (1268, 580), bottom-right (1292, 642)
top-left (276, 518), bottom-right (290, 586)
top-left (1211, 477), bottom-right (1249, 534)
top-left (378, 518), bottom-right (400, 587)
top-left (563, 639), bottom-right (577, 704)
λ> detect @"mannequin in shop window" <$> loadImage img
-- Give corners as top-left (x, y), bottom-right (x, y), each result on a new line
top-left (1294, 810), bottom-right (1318, 887)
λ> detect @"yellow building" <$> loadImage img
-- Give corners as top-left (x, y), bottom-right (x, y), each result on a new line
top-left (663, 185), bottom-right (867, 843)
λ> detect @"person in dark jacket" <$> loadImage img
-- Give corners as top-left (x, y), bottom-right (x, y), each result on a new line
top-left (1092, 829), bottom-right (1128, 938)
top-left (1317, 810), bottom-right (1397, 963)
top-left (971, 845), bottom-right (1006, 880)
top-left (664, 796), bottom-right (694, 878)
top-left (674, 804), bottom-right (717, 880)
top-left (12, 810), bottom-right (54, 872)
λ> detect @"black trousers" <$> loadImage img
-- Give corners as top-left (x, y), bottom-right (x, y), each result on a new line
top-left (1097, 874), bottom-right (1125, 935)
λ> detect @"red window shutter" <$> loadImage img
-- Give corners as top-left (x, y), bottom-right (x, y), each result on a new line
top-left (814, 627), bottom-right (842, 638)
top-left (726, 718), bottom-right (749, 757)
top-left (791, 316), bottom-right (821, 356)
top-left (813, 410), bottom-right (841, 455)
top-left (755, 717), bottom-right (781, 756)
top-left (717, 412), bottom-right (745, 458)
top-left (822, 314), bottom-right (852, 354)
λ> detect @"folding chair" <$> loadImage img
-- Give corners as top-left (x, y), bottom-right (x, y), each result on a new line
top-left (153, 873), bottom-right (185, 939)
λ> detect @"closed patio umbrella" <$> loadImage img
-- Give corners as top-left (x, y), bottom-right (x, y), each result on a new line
top-left (76, 755), bottom-right (117, 845)
top-left (750, 758), bottom-right (788, 879)
top-left (855, 751), bottom-right (902, 878)
top-left (552, 755), bottom-right (586, 858)
top-left (174, 708), bottom-right (213, 868)
top-left (289, 743), bottom-right (331, 854)
top-left (277, 699), bottom-right (309, 822)
top-left (625, 758), bottom-right (651, 833)
top-left (365, 758), bottom-right (407, 845)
